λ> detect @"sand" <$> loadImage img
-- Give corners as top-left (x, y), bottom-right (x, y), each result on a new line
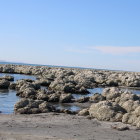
top-left (0, 113), bottom-right (140, 140)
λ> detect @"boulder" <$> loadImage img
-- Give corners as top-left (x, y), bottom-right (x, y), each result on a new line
top-left (76, 96), bottom-right (89, 103)
top-left (48, 93), bottom-right (60, 102)
top-left (0, 80), bottom-right (10, 89)
top-left (89, 93), bottom-right (105, 103)
top-left (89, 101), bottom-right (126, 121)
top-left (78, 108), bottom-right (89, 116)
top-left (14, 98), bottom-right (55, 114)
top-left (59, 93), bottom-right (73, 103)
top-left (0, 75), bottom-right (14, 81)
top-left (102, 87), bottom-right (122, 101)
top-left (9, 83), bottom-right (16, 90)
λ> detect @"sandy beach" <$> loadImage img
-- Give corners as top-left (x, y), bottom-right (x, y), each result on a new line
top-left (0, 113), bottom-right (140, 140)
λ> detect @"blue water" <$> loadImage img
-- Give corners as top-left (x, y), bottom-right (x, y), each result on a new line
top-left (0, 73), bottom-right (36, 114)
top-left (72, 88), bottom-right (104, 99)
top-left (0, 73), bottom-right (36, 81)
top-left (0, 89), bottom-right (19, 114)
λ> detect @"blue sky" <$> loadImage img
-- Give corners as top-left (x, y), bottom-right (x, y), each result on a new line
top-left (0, 0), bottom-right (140, 71)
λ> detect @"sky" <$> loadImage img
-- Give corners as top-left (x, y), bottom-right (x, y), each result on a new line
top-left (0, 0), bottom-right (140, 72)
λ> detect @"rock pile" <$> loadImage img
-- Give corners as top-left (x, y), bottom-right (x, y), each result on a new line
top-left (79, 87), bottom-right (140, 128)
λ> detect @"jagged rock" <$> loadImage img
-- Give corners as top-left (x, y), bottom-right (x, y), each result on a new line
top-left (89, 101), bottom-right (126, 121)
top-left (78, 108), bottom-right (89, 116)
top-left (111, 124), bottom-right (130, 131)
top-left (89, 93), bottom-right (105, 103)
top-left (36, 90), bottom-right (49, 101)
top-left (48, 93), bottom-right (60, 102)
top-left (9, 82), bottom-right (16, 90)
top-left (0, 80), bottom-right (10, 89)
top-left (76, 96), bottom-right (89, 103)
top-left (0, 75), bottom-right (14, 81)
top-left (14, 98), bottom-right (55, 114)
top-left (102, 87), bottom-right (122, 101)
top-left (59, 93), bottom-right (73, 103)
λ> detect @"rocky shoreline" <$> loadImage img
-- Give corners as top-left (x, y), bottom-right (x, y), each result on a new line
top-left (0, 64), bottom-right (140, 130)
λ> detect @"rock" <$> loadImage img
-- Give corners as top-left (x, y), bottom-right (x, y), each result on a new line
top-left (119, 91), bottom-right (139, 103)
top-left (76, 96), bottom-right (89, 103)
top-left (36, 90), bottom-right (49, 101)
top-left (0, 80), bottom-right (10, 89)
top-left (59, 93), bottom-right (73, 103)
top-left (59, 109), bottom-right (77, 115)
top-left (14, 98), bottom-right (55, 114)
top-left (111, 124), bottom-right (130, 131)
top-left (0, 75), bottom-right (14, 81)
top-left (89, 93), bottom-right (105, 103)
top-left (9, 82), bottom-right (16, 90)
top-left (35, 79), bottom-right (51, 86)
top-left (106, 80), bottom-right (118, 86)
top-left (48, 93), bottom-right (60, 102)
top-left (14, 98), bottom-right (30, 109)
top-left (89, 101), bottom-right (125, 121)
top-left (122, 113), bottom-right (138, 125)
top-left (17, 87), bottom-right (37, 99)
top-left (133, 106), bottom-right (140, 116)
top-left (78, 108), bottom-right (89, 116)
top-left (102, 87), bottom-right (122, 101)
top-left (121, 100), bottom-right (139, 113)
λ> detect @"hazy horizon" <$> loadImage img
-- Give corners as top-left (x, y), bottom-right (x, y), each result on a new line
top-left (0, 0), bottom-right (140, 72)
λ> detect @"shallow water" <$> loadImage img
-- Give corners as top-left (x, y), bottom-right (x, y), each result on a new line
top-left (72, 88), bottom-right (104, 99)
top-left (0, 73), bottom-right (140, 114)
top-left (0, 73), bottom-right (36, 114)
top-left (52, 103), bottom-right (81, 112)
top-left (0, 73), bottom-right (36, 81)
top-left (0, 89), bottom-right (19, 114)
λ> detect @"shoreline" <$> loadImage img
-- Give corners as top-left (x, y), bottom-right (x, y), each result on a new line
top-left (0, 113), bottom-right (139, 140)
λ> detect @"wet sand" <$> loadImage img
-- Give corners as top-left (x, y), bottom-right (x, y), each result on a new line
top-left (0, 113), bottom-right (140, 140)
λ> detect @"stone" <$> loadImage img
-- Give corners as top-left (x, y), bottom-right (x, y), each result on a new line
top-left (59, 93), bottom-right (73, 103)
top-left (78, 108), bottom-right (89, 116)
top-left (89, 101), bottom-right (125, 121)
top-left (0, 80), bottom-right (10, 89)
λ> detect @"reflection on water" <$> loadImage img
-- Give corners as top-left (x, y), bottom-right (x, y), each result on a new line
top-left (51, 103), bottom-right (81, 112)
top-left (72, 88), bottom-right (104, 99)
top-left (0, 89), bottom-right (19, 114)
top-left (0, 73), bottom-right (36, 114)
top-left (121, 88), bottom-right (140, 95)
top-left (0, 73), bottom-right (36, 81)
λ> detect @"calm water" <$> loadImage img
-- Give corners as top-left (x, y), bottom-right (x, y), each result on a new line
top-left (0, 73), bottom-right (140, 114)
top-left (0, 73), bottom-right (36, 114)
top-left (0, 73), bottom-right (36, 81)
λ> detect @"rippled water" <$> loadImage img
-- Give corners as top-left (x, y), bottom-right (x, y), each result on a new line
top-left (0, 73), bottom-right (140, 114)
